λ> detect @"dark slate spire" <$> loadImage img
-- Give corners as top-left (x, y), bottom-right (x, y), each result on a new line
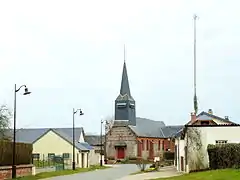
top-left (114, 50), bottom-right (136, 126)
top-left (120, 61), bottom-right (131, 96)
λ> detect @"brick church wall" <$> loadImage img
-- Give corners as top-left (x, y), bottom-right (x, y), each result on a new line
top-left (106, 126), bottom-right (137, 159)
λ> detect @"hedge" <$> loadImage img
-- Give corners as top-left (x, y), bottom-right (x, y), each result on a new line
top-left (163, 151), bottom-right (175, 160)
top-left (0, 140), bottom-right (33, 166)
top-left (207, 143), bottom-right (240, 170)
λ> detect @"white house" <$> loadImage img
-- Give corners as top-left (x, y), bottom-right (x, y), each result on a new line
top-left (174, 109), bottom-right (240, 173)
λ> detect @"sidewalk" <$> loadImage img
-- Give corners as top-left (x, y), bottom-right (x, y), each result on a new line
top-left (116, 166), bottom-right (183, 180)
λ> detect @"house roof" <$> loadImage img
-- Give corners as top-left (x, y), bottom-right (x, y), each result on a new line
top-left (128, 117), bottom-right (183, 138)
top-left (197, 111), bottom-right (236, 124)
top-left (84, 135), bottom-right (105, 145)
top-left (13, 127), bottom-right (91, 151)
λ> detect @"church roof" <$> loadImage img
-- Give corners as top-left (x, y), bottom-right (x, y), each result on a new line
top-left (128, 117), bottom-right (183, 138)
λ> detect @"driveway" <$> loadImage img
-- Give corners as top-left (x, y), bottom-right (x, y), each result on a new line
top-left (116, 166), bottom-right (182, 180)
top-left (45, 164), bottom-right (139, 180)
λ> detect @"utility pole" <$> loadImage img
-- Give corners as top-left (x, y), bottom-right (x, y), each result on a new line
top-left (193, 14), bottom-right (198, 115)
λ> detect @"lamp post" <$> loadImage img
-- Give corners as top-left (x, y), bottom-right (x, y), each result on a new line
top-left (100, 119), bottom-right (103, 166)
top-left (12, 84), bottom-right (31, 179)
top-left (100, 119), bottom-right (109, 166)
top-left (72, 108), bottom-right (84, 170)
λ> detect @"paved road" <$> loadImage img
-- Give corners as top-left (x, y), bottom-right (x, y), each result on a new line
top-left (116, 166), bottom-right (182, 180)
top-left (45, 164), bottom-right (140, 180)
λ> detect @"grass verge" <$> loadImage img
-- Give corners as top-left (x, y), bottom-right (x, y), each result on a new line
top-left (16, 165), bottom-right (110, 180)
top-left (151, 169), bottom-right (240, 180)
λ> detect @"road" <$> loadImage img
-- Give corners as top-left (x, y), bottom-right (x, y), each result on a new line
top-left (45, 164), bottom-right (139, 180)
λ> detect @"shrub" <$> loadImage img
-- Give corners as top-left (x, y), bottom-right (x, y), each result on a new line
top-left (207, 143), bottom-right (240, 170)
top-left (0, 140), bottom-right (33, 166)
top-left (163, 151), bottom-right (174, 160)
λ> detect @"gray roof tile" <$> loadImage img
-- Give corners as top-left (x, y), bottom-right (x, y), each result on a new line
top-left (84, 135), bottom-right (105, 145)
top-left (128, 117), bottom-right (182, 138)
top-left (13, 127), bottom-right (91, 151)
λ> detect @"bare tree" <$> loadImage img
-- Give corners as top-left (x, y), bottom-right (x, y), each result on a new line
top-left (0, 105), bottom-right (12, 140)
top-left (104, 115), bottom-right (114, 133)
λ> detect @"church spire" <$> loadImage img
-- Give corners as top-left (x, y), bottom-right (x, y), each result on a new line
top-left (114, 45), bottom-right (136, 126)
top-left (120, 45), bottom-right (131, 97)
top-left (120, 61), bottom-right (131, 96)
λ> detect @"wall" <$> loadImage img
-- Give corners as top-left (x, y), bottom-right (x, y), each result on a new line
top-left (175, 138), bottom-right (185, 172)
top-left (186, 126), bottom-right (240, 172)
top-left (0, 164), bottom-right (33, 179)
top-left (106, 126), bottom-right (137, 159)
top-left (33, 130), bottom-right (88, 168)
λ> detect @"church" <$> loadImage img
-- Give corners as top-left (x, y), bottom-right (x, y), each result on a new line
top-left (106, 61), bottom-right (182, 161)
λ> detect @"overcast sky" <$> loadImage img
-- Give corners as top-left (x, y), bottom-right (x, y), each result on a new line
top-left (0, 0), bottom-right (239, 134)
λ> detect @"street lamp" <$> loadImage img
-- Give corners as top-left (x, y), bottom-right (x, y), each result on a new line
top-left (72, 108), bottom-right (84, 170)
top-left (12, 84), bottom-right (31, 179)
top-left (100, 119), bottom-right (109, 166)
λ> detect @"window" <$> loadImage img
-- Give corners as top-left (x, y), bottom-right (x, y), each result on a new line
top-left (216, 140), bottom-right (228, 145)
top-left (32, 153), bottom-right (40, 159)
top-left (117, 102), bottom-right (127, 108)
top-left (62, 153), bottom-right (70, 159)
top-left (142, 140), bottom-right (145, 150)
top-left (158, 140), bottom-right (161, 150)
top-left (201, 121), bottom-right (209, 125)
top-left (146, 140), bottom-right (149, 150)
top-left (129, 103), bottom-right (135, 109)
top-left (48, 153), bottom-right (55, 159)
top-left (162, 141), bottom-right (165, 150)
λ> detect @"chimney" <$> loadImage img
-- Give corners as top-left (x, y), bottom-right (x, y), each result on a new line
top-left (225, 116), bottom-right (229, 121)
top-left (208, 109), bottom-right (213, 114)
top-left (191, 112), bottom-right (196, 123)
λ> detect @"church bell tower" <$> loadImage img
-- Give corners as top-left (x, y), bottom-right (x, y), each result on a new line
top-left (114, 60), bottom-right (136, 126)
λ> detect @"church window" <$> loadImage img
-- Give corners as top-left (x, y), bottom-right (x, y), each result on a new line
top-left (146, 140), bottom-right (149, 150)
top-left (117, 102), bottom-right (127, 108)
top-left (158, 140), bottom-right (161, 150)
top-left (129, 103), bottom-right (135, 109)
top-left (142, 140), bottom-right (145, 150)
top-left (162, 141), bottom-right (165, 150)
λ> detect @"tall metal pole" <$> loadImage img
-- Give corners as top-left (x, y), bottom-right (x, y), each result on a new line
top-left (193, 14), bottom-right (198, 114)
top-left (100, 120), bottom-right (103, 166)
top-left (12, 84), bottom-right (17, 179)
top-left (104, 123), bottom-right (107, 164)
top-left (72, 108), bottom-right (76, 170)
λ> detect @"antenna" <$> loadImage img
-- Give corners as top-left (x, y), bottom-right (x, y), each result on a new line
top-left (193, 14), bottom-right (198, 114)
top-left (124, 44), bottom-right (126, 62)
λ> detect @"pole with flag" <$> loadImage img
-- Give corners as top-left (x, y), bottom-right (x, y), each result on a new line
top-left (193, 14), bottom-right (198, 114)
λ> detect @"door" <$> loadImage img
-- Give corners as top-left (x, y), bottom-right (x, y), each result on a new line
top-left (117, 147), bottom-right (125, 159)
top-left (81, 153), bottom-right (84, 168)
top-left (181, 156), bottom-right (184, 171)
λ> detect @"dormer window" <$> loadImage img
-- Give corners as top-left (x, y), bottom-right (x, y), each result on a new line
top-left (129, 103), bottom-right (135, 109)
top-left (117, 102), bottom-right (127, 108)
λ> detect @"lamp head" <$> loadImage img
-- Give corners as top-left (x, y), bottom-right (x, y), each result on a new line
top-left (79, 109), bottom-right (84, 116)
top-left (23, 87), bottom-right (31, 95)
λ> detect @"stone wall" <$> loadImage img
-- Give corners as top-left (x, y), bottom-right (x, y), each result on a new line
top-left (106, 126), bottom-right (137, 159)
top-left (0, 164), bottom-right (33, 179)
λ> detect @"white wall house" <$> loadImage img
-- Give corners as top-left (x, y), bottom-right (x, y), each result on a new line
top-left (174, 109), bottom-right (240, 173)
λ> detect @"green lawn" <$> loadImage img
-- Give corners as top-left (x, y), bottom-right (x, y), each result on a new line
top-left (152, 169), bottom-right (240, 180)
top-left (16, 165), bottom-right (110, 180)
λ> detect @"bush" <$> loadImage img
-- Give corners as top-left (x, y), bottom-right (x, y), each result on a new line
top-left (163, 151), bottom-right (174, 160)
top-left (207, 143), bottom-right (240, 170)
top-left (0, 140), bottom-right (33, 166)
